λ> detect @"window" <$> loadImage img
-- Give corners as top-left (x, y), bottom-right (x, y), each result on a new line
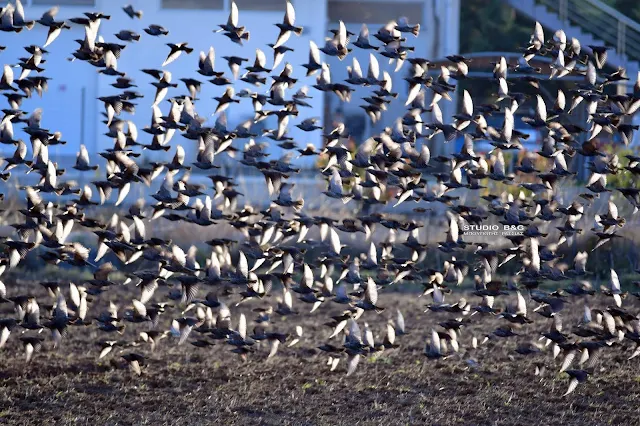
top-left (328, 1), bottom-right (423, 25)
top-left (235, 0), bottom-right (285, 11)
top-left (31, 0), bottom-right (95, 5)
top-left (161, 0), bottom-right (224, 9)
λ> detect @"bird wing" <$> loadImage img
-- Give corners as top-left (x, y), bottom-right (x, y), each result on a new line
top-left (69, 282), bottom-right (81, 310)
top-left (328, 168), bottom-right (343, 194)
top-left (132, 216), bottom-right (146, 240)
top-left (163, 47), bottom-right (181, 67)
top-left (432, 102), bottom-right (443, 125)
top-left (574, 251), bottom-right (587, 272)
top-left (560, 350), bottom-right (576, 373)
top-left (530, 238), bottom-right (540, 271)
top-left (493, 150), bottom-right (506, 176)
top-left (462, 90), bottom-right (473, 117)
top-left (347, 318), bottom-right (362, 343)
top-left (54, 292), bottom-right (68, 322)
top-left (366, 277), bottom-right (378, 305)
top-left (432, 284), bottom-right (444, 304)
top-left (563, 378), bottom-right (579, 396)
top-left (2, 65), bottom-right (14, 86)
top-left (278, 182), bottom-right (293, 203)
top-left (583, 304), bottom-right (592, 323)
top-left (14, 0), bottom-right (27, 25)
top-left (367, 53), bottom-right (380, 80)
top-left (346, 353), bottom-right (360, 376)
top-left (536, 94), bottom-right (547, 122)
top-left (303, 263), bottom-right (314, 289)
top-left (237, 251), bottom-right (249, 278)
top-left (1, 4), bottom-right (14, 27)
top-left (238, 313), bottom-right (247, 340)
top-left (608, 200), bottom-right (619, 220)
top-left (171, 244), bottom-right (186, 267)
top-left (330, 227), bottom-right (341, 255)
top-left (78, 144), bottom-right (90, 166)
top-left (448, 214), bottom-right (459, 242)
top-left (283, 287), bottom-right (293, 309)
top-left (368, 242), bottom-right (377, 265)
top-left (586, 61), bottom-right (596, 85)
top-left (255, 48), bottom-right (267, 68)
top-left (338, 20), bottom-right (347, 47)
top-left (284, 0), bottom-right (296, 26)
top-left (351, 57), bottom-right (363, 78)
top-left (46, 161), bottom-right (57, 189)
top-left (556, 89), bottom-right (566, 110)
top-left (503, 108), bottom-right (514, 141)
top-left (319, 62), bottom-right (331, 84)
top-left (132, 299), bottom-right (147, 317)
top-left (602, 311), bottom-right (616, 335)
top-left (396, 309), bottom-right (406, 333)
top-left (516, 291), bottom-right (527, 316)
top-left (610, 268), bottom-right (620, 292)
top-left (534, 21), bottom-right (544, 44)
top-left (229, 0), bottom-right (238, 27)
top-left (309, 40), bottom-right (321, 66)
top-left (430, 329), bottom-right (441, 354)
top-left (555, 153), bottom-right (569, 172)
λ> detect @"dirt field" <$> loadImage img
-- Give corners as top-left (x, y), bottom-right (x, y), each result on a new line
top-left (1, 284), bottom-right (640, 426)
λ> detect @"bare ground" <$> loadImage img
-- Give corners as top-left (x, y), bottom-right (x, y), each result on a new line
top-left (1, 287), bottom-right (640, 425)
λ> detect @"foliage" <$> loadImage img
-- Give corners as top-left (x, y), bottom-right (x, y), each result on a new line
top-left (602, 0), bottom-right (640, 22)
top-left (460, 0), bottom-right (534, 54)
top-left (604, 145), bottom-right (640, 189)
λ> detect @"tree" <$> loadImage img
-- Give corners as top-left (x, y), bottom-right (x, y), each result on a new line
top-left (460, 0), bottom-right (533, 54)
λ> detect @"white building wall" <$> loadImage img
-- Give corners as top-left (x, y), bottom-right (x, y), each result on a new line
top-left (325, 0), bottom-right (460, 154)
top-left (426, 0), bottom-right (461, 156)
top-left (3, 0), bottom-right (457, 165)
top-left (5, 0), bottom-right (327, 166)
top-left (1, 5), bottom-right (98, 164)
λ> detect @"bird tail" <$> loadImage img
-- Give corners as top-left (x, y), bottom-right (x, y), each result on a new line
top-left (411, 24), bottom-right (420, 37)
top-left (294, 26), bottom-right (303, 36)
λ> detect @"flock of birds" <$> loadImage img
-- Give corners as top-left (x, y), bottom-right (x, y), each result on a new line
top-left (0, 0), bottom-right (639, 397)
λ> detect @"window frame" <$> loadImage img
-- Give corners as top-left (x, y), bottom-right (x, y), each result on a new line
top-left (328, 0), bottom-right (424, 25)
top-left (29, 0), bottom-right (96, 6)
top-left (160, 0), bottom-right (225, 10)
top-left (160, 0), bottom-right (287, 11)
